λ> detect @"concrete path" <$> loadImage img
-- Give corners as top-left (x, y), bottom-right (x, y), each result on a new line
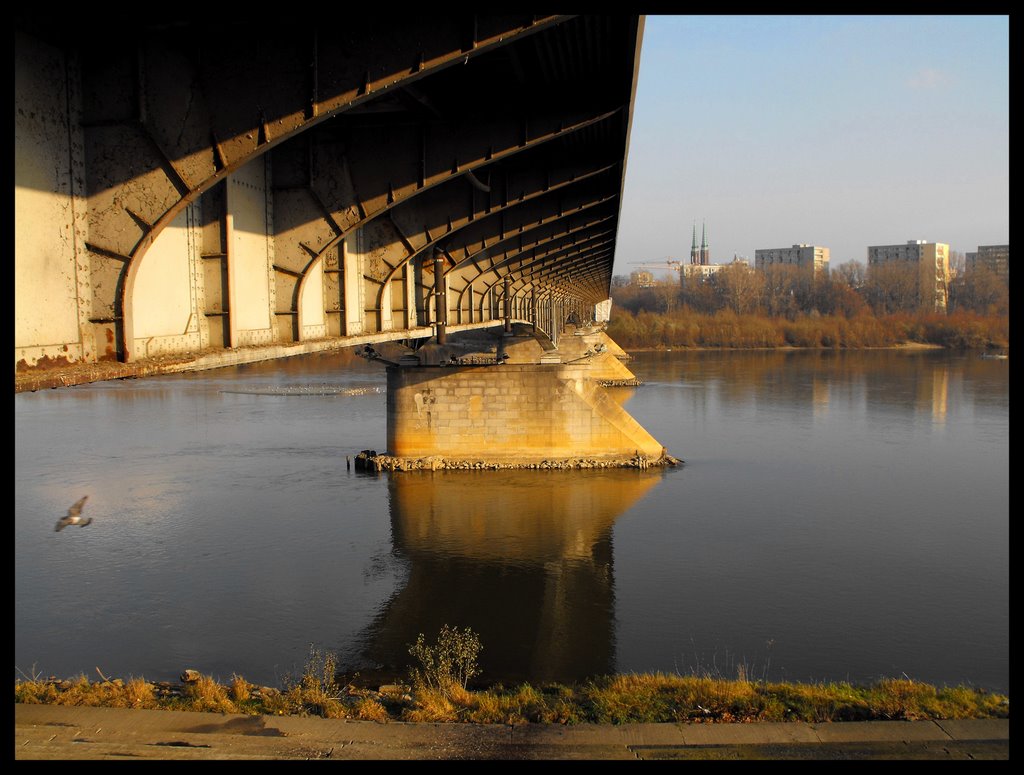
top-left (14, 705), bottom-right (1008, 760)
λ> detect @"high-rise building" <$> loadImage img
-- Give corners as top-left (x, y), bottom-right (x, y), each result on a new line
top-left (965, 244), bottom-right (1008, 283)
top-left (754, 244), bottom-right (830, 279)
top-left (866, 240), bottom-right (950, 312)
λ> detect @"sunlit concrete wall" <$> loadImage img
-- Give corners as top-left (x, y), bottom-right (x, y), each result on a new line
top-left (554, 329), bottom-right (638, 383)
top-left (126, 158), bottom-right (279, 356)
top-left (386, 363), bottom-right (664, 461)
top-left (14, 32), bottom-right (90, 370)
top-left (342, 238), bottom-right (366, 336)
top-left (130, 204), bottom-right (205, 358)
top-left (298, 257), bottom-right (327, 340)
top-left (227, 159), bottom-right (277, 347)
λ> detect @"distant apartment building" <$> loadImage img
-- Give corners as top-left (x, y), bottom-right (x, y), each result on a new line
top-left (629, 270), bottom-right (656, 287)
top-left (754, 244), bottom-right (830, 279)
top-left (680, 257), bottom-right (749, 287)
top-left (866, 240), bottom-right (949, 312)
top-left (681, 264), bottom-right (722, 286)
top-left (965, 244), bottom-right (1008, 283)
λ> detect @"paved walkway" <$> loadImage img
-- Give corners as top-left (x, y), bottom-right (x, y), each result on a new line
top-left (14, 705), bottom-right (1009, 760)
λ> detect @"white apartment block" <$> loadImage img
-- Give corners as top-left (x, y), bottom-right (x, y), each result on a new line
top-left (680, 259), bottom-right (750, 287)
top-left (754, 244), bottom-right (830, 278)
top-left (680, 263), bottom-right (723, 287)
top-left (867, 240), bottom-right (949, 312)
top-left (629, 270), bottom-right (656, 287)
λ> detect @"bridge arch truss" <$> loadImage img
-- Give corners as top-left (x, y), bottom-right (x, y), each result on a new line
top-left (15, 14), bottom-right (643, 371)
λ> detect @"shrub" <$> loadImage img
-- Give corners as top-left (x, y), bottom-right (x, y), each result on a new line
top-left (184, 674), bottom-right (238, 713)
top-left (408, 625), bottom-right (483, 697)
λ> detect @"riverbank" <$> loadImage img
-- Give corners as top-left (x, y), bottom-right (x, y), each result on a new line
top-left (605, 309), bottom-right (1009, 351)
top-left (14, 670), bottom-right (1009, 727)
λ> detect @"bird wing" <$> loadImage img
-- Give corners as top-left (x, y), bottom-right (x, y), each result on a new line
top-left (67, 495), bottom-right (89, 517)
top-left (55, 517), bottom-right (70, 532)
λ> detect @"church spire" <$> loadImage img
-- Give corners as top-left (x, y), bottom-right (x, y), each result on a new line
top-left (690, 222), bottom-right (698, 265)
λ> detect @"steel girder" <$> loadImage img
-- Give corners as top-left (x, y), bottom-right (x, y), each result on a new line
top-left (17, 13), bottom-right (643, 360)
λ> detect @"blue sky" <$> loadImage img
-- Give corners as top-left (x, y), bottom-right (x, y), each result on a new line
top-left (613, 15), bottom-right (1009, 277)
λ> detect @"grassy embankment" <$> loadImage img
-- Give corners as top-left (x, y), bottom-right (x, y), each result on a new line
top-left (15, 667), bottom-right (1009, 725)
top-left (605, 309), bottom-right (1009, 351)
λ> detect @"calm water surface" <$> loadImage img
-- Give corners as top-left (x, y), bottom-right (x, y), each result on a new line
top-left (14, 348), bottom-right (1008, 692)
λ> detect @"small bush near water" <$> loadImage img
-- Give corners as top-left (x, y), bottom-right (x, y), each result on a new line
top-left (407, 625), bottom-right (483, 696)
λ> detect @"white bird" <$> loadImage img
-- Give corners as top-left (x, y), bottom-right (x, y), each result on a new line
top-left (55, 496), bottom-right (92, 532)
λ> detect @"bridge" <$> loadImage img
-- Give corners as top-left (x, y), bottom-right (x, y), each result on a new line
top-left (15, 13), bottom-right (671, 466)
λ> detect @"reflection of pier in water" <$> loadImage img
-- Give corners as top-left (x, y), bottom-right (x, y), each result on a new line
top-left (350, 469), bottom-right (662, 686)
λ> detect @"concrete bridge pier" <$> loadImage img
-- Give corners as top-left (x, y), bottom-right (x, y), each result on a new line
top-left (379, 327), bottom-right (673, 470)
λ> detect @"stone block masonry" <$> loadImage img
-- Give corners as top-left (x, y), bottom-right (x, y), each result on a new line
top-left (385, 361), bottom-right (670, 465)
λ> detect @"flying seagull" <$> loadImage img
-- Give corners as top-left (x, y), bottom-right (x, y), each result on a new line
top-left (55, 496), bottom-right (92, 532)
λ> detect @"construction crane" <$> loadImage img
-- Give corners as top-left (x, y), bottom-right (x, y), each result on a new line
top-left (626, 260), bottom-right (682, 287)
top-left (631, 259), bottom-right (683, 272)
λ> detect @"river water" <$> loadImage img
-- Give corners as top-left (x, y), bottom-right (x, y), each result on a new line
top-left (14, 348), bottom-right (1008, 693)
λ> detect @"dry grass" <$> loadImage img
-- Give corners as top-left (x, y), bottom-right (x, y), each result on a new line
top-left (14, 672), bottom-right (159, 710)
top-left (354, 697), bottom-right (391, 723)
top-left (114, 678), bottom-right (157, 709)
top-left (184, 674), bottom-right (238, 713)
top-left (229, 674), bottom-right (253, 703)
top-left (15, 670), bottom-right (1009, 725)
top-left (402, 686), bottom-right (462, 722)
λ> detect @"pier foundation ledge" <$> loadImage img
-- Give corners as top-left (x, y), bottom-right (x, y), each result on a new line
top-left (377, 326), bottom-right (673, 469)
top-left (355, 450), bottom-right (682, 473)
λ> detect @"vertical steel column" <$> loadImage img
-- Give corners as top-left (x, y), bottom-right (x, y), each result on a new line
top-left (552, 295), bottom-right (559, 347)
top-left (503, 275), bottom-right (512, 332)
top-left (225, 205), bottom-right (238, 348)
top-left (433, 247), bottom-right (447, 345)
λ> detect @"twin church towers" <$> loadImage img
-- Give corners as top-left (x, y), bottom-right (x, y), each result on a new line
top-left (690, 221), bottom-right (710, 265)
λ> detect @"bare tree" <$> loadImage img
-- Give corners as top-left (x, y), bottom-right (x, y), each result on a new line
top-left (714, 263), bottom-right (764, 315)
top-left (947, 250), bottom-right (965, 279)
top-left (950, 264), bottom-right (1008, 315)
top-left (647, 280), bottom-right (680, 313)
top-left (680, 277), bottom-right (719, 314)
top-left (864, 262), bottom-right (919, 314)
top-left (813, 277), bottom-right (868, 318)
top-left (761, 265), bottom-right (800, 318)
top-left (833, 260), bottom-right (867, 289)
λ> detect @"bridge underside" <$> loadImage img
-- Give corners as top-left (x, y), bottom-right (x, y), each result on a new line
top-left (15, 14), bottom-right (670, 464)
top-left (15, 14), bottom-right (643, 382)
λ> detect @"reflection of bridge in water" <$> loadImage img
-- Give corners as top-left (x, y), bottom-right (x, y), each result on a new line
top-left (349, 468), bottom-right (661, 686)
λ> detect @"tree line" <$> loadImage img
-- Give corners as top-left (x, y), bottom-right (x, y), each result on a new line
top-left (606, 261), bottom-right (1008, 350)
top-left (612, 261), bottom-right (1008, 319)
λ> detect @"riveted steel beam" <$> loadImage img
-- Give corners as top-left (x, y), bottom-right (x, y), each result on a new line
top-left (16, 14), bottom-right (644, 367)
top-left (370, 160), bottom-right (618, 293)
top-left (448, 224), bottom-right (616, 309)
